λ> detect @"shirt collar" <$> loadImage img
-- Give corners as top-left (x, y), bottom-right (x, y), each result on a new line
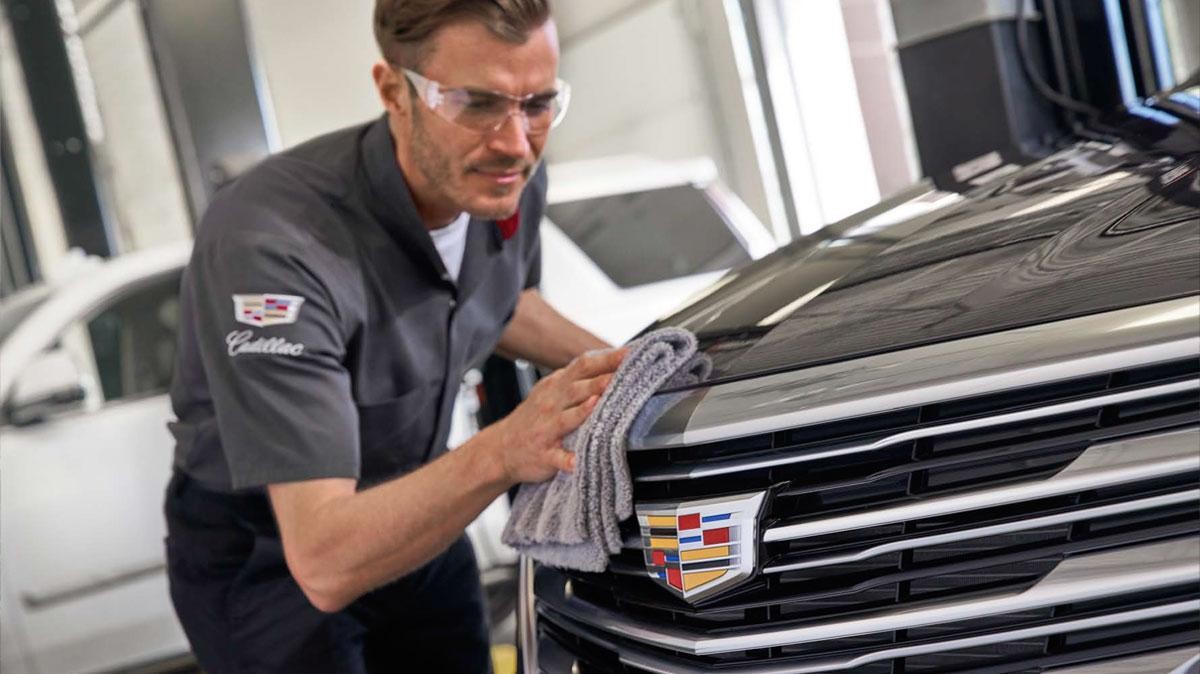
top-left (359, 115), bottom-right (504, 294)
top-left (360, 115), bottom-right (451, 281)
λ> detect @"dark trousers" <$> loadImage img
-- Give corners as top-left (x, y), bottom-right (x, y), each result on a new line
top-left (164, 471), bottom-right (491, 673)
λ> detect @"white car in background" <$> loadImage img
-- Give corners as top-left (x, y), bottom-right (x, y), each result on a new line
top-left (0, 157), bottom-right (773, 673)
top-left (1, 243), bottom-right (194, 674)
top-left (542, 156), bottom-right (776, 345)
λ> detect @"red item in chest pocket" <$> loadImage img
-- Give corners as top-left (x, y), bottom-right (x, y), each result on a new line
top-left (497, 210), bottom-right (520, 241)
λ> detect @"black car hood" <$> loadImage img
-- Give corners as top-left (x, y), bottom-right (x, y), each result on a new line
top-left (649, 112), bottom-right (1200, 388)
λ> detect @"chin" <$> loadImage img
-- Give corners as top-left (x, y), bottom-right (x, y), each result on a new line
top-left (465, 191), bottom-right (523, 220)
top-left (472, 204), bottom-right (519, 220)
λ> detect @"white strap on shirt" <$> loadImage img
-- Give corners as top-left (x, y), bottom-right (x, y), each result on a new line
top-left (428, 212), bottom-right (470, 282)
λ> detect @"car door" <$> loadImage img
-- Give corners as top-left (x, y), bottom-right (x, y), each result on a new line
top-left (0, 272), bottom-right (191, 674)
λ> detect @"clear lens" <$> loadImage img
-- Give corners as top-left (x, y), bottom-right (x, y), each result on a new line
top-left (403, 69), bottom-right (570, 134)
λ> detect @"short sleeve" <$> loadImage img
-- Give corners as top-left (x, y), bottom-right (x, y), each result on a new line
top-left (190, 223), bottom-right (359, 490)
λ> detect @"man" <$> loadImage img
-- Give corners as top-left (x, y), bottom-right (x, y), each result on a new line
top-left (164, 1), bottom-right (619, 671)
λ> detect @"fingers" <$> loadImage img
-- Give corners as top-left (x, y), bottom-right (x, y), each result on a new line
top-left (563, 373), bottom-right (613, 407)
top-left (556, 394), bottom-right (598, 435)
top-left (508, 351), bottom-right (624, 480)
top-left (550, 447), bottom-right (576, 472)
top-left (568, 347), bottom-right (627, 380)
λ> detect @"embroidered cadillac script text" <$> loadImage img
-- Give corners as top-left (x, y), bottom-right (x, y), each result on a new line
top-left (226, 330), bottom-right (305, 357)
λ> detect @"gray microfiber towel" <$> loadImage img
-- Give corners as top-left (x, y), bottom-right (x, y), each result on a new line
top-left (502, 327), bottom-right (712, 572)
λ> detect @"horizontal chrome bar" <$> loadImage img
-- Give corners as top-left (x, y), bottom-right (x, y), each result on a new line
top-left (20, 560), bottom-right (167, 611)
top-left (1046, 647), bottom-right (1200, 674)
top-left (632, 296), bottom-right (1200, 450)
top-left (763, 428), bottom-right (1199, 543)
top-left (535, 537), bottom-right (1199, 655)
top-left (538, 601), bottom-right (1200, 674)
top-left (637, 379), bottom-right (1198, 482)
top-left (763, 489), bottom-right (1198, 573)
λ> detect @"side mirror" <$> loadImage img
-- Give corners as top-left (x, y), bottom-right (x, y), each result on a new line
top-left (5, 350), bottom-right (87, 427)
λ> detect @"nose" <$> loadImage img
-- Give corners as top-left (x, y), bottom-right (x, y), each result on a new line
top-left (486, 112), bottom-right (531, 159)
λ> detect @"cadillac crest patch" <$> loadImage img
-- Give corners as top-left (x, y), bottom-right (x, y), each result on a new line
top-left (233, 294), bottom-right (305, 327)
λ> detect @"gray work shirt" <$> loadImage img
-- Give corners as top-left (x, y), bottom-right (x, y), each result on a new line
top-left (169, 116), bottom-right (543, 493)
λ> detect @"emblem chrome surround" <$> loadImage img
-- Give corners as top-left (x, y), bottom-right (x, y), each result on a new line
top-left (636, 491), bottom-right (766, 603)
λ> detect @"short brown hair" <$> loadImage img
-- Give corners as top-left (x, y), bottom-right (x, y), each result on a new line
top-left (374, 0), bottom-right (552, 69)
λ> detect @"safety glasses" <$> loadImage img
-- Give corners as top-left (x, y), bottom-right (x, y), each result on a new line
top-left (401, 68), bottom-right (571, 135)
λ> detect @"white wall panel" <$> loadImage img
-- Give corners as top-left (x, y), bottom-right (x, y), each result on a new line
top-left (241, 0), bottom-right (382, 148)
top-left (555, 0), bottom-right (644, 44)
top-left (551, 0), bottom-right (779, 238)
top-left (776, 0), bottom-right (880, 224)
top-left (1161, 0), bottom-right (1200, 84)
top-left (80, 1), bottom-right (191, 251)
top-left (840, 0), bottom-right (920, 198)
top-left (550, 1), bottom-right (723, 169)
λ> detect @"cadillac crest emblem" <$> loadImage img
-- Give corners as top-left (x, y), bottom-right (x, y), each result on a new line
top-left (635, 491), bottom-right (766, 603)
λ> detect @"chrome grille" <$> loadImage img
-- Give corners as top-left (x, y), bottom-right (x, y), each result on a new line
top-left (537, 597), bottom-right (1199, 674)
top-left (527, 300), bottom-right (1200, 674)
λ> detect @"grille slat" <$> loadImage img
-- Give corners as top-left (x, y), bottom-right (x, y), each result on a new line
top-left (762, 429), bottom-right (1198, 544)
top-left (536, 595), bottom-right (1200, 673)
top-left (632, 377), bottom-right (1198, 485)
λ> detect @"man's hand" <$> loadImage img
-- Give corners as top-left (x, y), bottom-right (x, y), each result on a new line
top-left (483, 347), bottom-right (626, 484)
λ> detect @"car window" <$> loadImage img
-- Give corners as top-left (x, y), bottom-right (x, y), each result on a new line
top-left (544, 184), bottom-right (752, 288)
top-left (86, 272), bottom-right (182, 403)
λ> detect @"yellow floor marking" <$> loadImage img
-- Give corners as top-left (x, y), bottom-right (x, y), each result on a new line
top-left (491, 644), bottom-right (517, 674)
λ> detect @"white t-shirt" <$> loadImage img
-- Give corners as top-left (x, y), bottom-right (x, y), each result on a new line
top-left (428, 212), bottom-right (470, 282)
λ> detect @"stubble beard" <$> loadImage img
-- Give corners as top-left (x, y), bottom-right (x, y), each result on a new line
top-left (411, 111), bottom-right (524, 221)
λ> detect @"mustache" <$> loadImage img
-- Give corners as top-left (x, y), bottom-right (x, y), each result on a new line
top-left (469, 159), bottom-right (533, 175)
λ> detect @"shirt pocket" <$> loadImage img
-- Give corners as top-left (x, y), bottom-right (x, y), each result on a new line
top-left (354, 381), bottom-right (442, 483)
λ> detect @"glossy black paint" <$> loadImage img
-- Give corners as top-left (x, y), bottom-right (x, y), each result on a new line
top-left (649, 105), bottom-right (1200, 387)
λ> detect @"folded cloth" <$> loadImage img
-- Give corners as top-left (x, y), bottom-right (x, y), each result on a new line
top-left (502, 327), bottom-right (711, 572)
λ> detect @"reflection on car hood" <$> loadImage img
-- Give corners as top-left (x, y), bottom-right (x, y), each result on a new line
top-left (649, 119), bottom-right (1200, 388)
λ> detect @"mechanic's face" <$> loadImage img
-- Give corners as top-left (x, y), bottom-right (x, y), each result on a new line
top-left (376, 19), bottom-right (560, 227)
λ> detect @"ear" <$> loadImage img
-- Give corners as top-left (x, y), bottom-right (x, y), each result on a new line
top-left (372, 61), bottom-right (407, 116)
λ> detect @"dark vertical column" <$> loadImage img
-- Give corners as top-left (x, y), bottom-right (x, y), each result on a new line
top-left (1057, 0), bottom-right (1136, 109)
top-left (891, 0), bottom-right (1065, 186)
top-left (1, 114), bottom-right (41, 297)
top-left (2, 0), bottom-right (117, 257)
top-left (140, 0), bottom-right (276, 224)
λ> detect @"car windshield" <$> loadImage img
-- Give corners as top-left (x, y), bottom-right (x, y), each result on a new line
top-left (544, 184), bottom-right (752, 288)
top-left (0, 284), bottom-right (53, 345)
